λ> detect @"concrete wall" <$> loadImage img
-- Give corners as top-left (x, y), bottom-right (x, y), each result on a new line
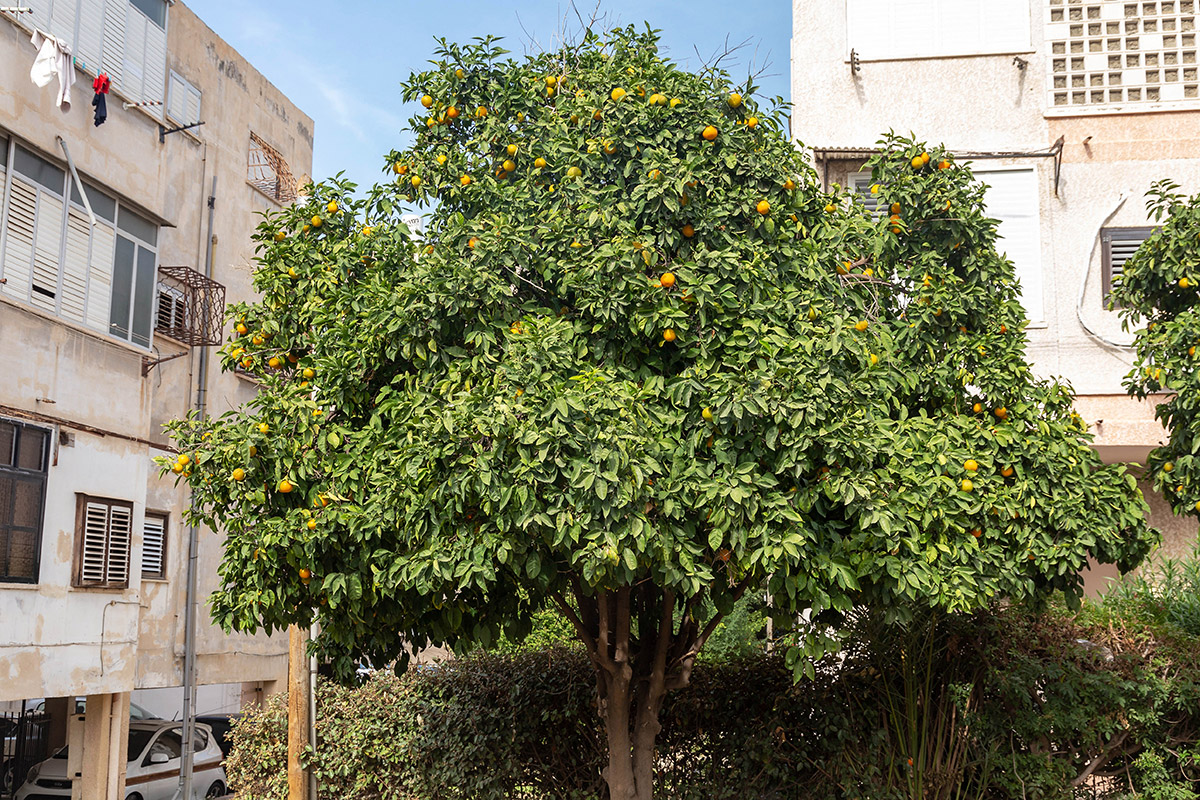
top-left (0, 0), bottom-right (311, 705)
top-left (792, 0), bottom-right (1198, 561)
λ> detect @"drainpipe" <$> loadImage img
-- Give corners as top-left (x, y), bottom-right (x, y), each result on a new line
top-left (178, 176), bottom-right (216, 800)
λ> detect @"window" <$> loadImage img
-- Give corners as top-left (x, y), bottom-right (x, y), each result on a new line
top-left (73, 495), bottom-right (132, 589)
top-left (3, 1), bottom-right (168, 117)
top-left (0, 420), bottom-right (50, 584)
top-left (247, 133), bottom-right (298, 204)
top-left (141, 511), bottom-right (166, 580)
top-left (166, 71), bottom-right (203, 126)
top-left (143, 728), bottom-right (182, 765)
top-left (154, 283), bottom-right (186, 339)
top-left (1046, 0), bottom-right (1199, 113)
top-left (1102, 226), bottom-right (1157, 302)
top-left (0, 140), bottom-right (160, 348)
top-left (851, 172), bottom-right (883, 217)
top-left (846, 0), bottom-right (1032, 61)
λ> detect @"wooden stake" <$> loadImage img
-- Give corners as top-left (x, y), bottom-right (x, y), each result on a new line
top-left (288, 624), bottom-right (312, 800)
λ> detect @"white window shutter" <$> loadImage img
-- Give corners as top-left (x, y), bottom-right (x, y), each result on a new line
top-left (976, 169), bottom-right (1044, 323)
top-left (76, 0), bottom-right (107, 74)
top-left (101, 0), bottom-right (126, 88)
top-left (15, 0), bottom-right (52, 32)
top-left (61, 206), bottom-right (91, 323)
top-left (86, 222), bottom-right (115, 332)
top-left (81, 501), bottom-right (110, 584)
top-left (166, 72), bottom-right (186, 122)
top-left (48, 0), bottom-right (77, 48)
top-left (851, 173), bottom-right (882, 217)
top-left (106, 505), bottom-right (131, 584)
top-left (121, 5), bottom-right (146, 105)
top-left (1, 179), bottom-right (37, 303)
top-left (31, 191), bottom-right (64, 312)
top-left (141, 515), bottom-right (165, 578)
top-left (186, 85), bottom-right (202, 126)
top-left (141, 21), bottom-right (166, 119)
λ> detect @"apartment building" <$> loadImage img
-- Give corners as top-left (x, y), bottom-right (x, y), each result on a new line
top-left (792, 0), bottom-right (1200, 584)
top-left (0, 0), bottom-right (312, 796)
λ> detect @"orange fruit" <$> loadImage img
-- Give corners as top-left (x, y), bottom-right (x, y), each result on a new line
top-left (911, 155), bottom-right (924, 169)
top-left (783, 179), bottom-right (795, 190)
top-left (1181, 277), bottom-right (1191, 288)
top-left (299, 568), bottom-right (311, 580)
top-left (503, 159), bottom-right (516, 172)
top-left (971, 528), bottom-right (982, 538)
top-left (420, 95), bottom-right (433, 108)
top-left (890, 203), bottom-right (901, 214)
top-left (938, 160), bottom-right (950, 170)
top-left (660, 272), bottom-right (676, 288)
top-left (964, 459), bottom-right (979, 472)
top-left (392, 162), bottom-right (408, 175)
top-left (278, 479), bottom-right (294, 493)
top-left (566, 166), bottom-right (582, 178)
top-left (728, 93), bottom-right (742, 108)
top-left (460, 175), bottom-right (472, 186)
top-left (961, 479), bottom-right (974, 492)
top-left (682, 224), bottom-right (695, 238)
top-left (663, 328), bottom-right (677, 342)
top-left (232, 468), bottom-right (245, 481)
top-left (447, 106), bottom-right (459, 119)
top-left (235, 323), bottom-right (248, 335)
top-left (611, 87), bottom-right (626, 101)
top-left (746, 116), bottom-right (758, 129)
top-left (534, 157), bottom-right (547, 168)
top-left (756, 200), bottom-right (771, 215)
top-left (702, 125), bottom-right (718, 141)
top-left (994, 407), bottom-right (1008, 420)
top-left (702, 407), bottom-right (714, 422)
top-left (311, 215), bottom-right (322, 228)
top-left (302, 368), bottom-right (315, 379)
top-left (468, 237), bottom-right (479, 249)
top-left (268, 357), bottom-right (281, 369)
top-left (973, 402), bottom-right (983, 414)
top-left (410, 176), bottom-right (422, 188)
top-left (258, 423), bottom-right (270, 434)
top-left (1001, 466), bottom-right (1014, 477)
top-left (307, 519), bottom-right (317, 530)
top-left (854, 320), bottom-right (869, 332)
top-left (649, 169), bottom-right (662, 180)
top-left (475, 106), bottom-right (488, 117)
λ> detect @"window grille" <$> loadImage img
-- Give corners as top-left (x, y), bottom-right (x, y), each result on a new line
top-left (247, 133), bottom-right (297, 204)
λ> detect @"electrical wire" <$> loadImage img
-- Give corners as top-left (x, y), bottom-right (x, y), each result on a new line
top-left (1076, 192), bottom-right (1136, 350)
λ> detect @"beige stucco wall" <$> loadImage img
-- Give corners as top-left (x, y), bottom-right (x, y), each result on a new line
top-left (793, 0), bottom-right (1200, 573)
top-left (0, 1), bottom-right (310, 702)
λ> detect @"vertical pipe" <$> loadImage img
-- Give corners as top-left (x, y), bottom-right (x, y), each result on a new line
top-left (178, 176), bottom-right (216, 800)
top-left (309, 623), bottom-right (318, 800)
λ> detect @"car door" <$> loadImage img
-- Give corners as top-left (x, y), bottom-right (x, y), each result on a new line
top-left (128, 727), bottom-right (183, 800)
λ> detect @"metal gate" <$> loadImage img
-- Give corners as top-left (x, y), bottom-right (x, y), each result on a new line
top-left (1, 706), bottom-right (49, 800)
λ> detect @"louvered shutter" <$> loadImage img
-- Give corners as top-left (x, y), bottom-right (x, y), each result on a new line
top-left (11, 0), bottom-right (53, 31)
top-left (852, 174), bottom-right (882, 218)
top-left (101, 0), bottom-right (126, 89)
top-left (120, 5), bottom-right (146, 106)
top-left (86, 221), bottom-right (115, 332)
top-left (976, 169), bottom-right (1043, 323)
top-left (77, 498), bottom-right (132, 587)
top-left (1102, 227), bottom-right (1156, 303)
top-left (141, 513), bottom-right (165, 579)
top-left (48, 0), bottom-right (77, 47)
top-left (1, 180), bottom-right (37, 303)
top-left (166, 72), bottom-right (186, 122)
top-left (31, 191), bottom-right (64, 312)
top-left (106, 504), bottom-right (131, 584)
top-left (80, 500), bottom-right (111, 584)
top-left (60, 205), bottom-right (91, 323)
top-left (76, 0), bottom-right (107, 74)
top-left (141, 19), bottom-right (166, 119)
top-left (184, 85), bottom-right (202, 126)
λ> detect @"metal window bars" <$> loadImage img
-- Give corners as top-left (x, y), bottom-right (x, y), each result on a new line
top-left (143, 265), bottom-right (226, 374)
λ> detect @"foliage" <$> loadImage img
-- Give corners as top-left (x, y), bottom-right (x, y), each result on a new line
top-left (227, 588), bottom-right (1200, 800)
top-left (1110, 182), bottom-right (1200, 514)
top-left (164, 24), bottom-right (1154, 799)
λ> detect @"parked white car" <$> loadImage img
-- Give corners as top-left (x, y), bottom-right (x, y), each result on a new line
top-left (15, 720), bottom-right (227, 800)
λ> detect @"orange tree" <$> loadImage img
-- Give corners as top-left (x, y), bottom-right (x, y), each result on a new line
top-left (1110, 181), bottom-right (1200, 512)
top-left (163, 28), bottom-right (1155, 800)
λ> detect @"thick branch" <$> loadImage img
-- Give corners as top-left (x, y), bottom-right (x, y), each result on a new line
top-left (550, 589), bottom-right (614, 675)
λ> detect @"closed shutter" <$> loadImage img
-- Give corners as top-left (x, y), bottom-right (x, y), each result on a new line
top-left (86, 221), bottom-right (115, 332)
top-left (184, 85), bottom-right (201, 126)
top-left (847, 0), bottom-right (1030, 60)
top-left (101, 0), bottom-right (126, 88)
top-left (120, 4), bottom-right (146, 106)
top-left (31, 191), bottom-right (64, 312)
top-left (48, 0), bottom-right (77, 47)
top-left (13, 0), bottom-right (53, 31)
top-left (167, 72), bottom-right (203, 126)
top-left (141, 19), bottom-right (166, 118)
top-left (76, 0), bottom-right (107, 73)
top-left (851, 173), bottom-right (882, 217)
top-left (976, 169), bottom-right (1043, 323)
top-left (61, 205), bottom-right (91, 323)
top-left (1, 180), bottom-right (37, 303)
top-left (141, 512), bottom-right (166, 579)
top-left (76, 497), bottom-right (132, 588)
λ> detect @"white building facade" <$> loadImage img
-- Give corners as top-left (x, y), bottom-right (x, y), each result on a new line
top-left (0, 1), bottom-right (312, 796)
top-left (792, 0), bottom-right (1200, 585)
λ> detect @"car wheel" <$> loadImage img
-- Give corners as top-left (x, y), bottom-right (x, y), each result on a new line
top-left (205, 780), bottom-right (227, 798)
top-left (125, 793), bottom-right (143, 800)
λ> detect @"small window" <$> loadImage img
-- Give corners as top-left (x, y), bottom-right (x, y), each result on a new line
top-left (247, 133), bottom-right (297, 204)
top-left (13, 146), bottom-right (65, 193)
top-left (1102, 226), bottom-right (1157, 303)
top-left (166, 71), bottom-right (202, 126)
top-left (73, 496), bottom-right (133, 589)
top-left (141, 512), bottom-right (167, 580)
top-left (117, 207), bottom-right (158, 248)
top-left (70, 182), bottom-right (117, 223)
top-left (144, 728), bottom-right (183, 765)
top-left (129, 0), bottom-right (167, 30)
top-left (0, 419), bottom-right (50, 584)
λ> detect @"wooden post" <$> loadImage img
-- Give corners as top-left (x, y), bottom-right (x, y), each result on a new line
top-left (288, 624), bottom-right (312, 800)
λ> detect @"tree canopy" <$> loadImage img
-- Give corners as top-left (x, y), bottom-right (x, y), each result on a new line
top-left (1111, 181), bottom-right (1200, 515)
top-left (164, 26), bottom-right (1155, 800)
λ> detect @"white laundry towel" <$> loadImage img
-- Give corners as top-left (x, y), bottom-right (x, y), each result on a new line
top-left (30, 29), bottom-right (74, 111)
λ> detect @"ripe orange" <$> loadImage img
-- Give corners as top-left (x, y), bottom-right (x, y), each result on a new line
top-left (1001, 466), bottom-right (1014, 477)
top-left (534, 157), bottom-right (547, 168)
top-left (447, 106), bottom-right (459, 119)
top-left (994, 407), bottom-right (1008, 420)
top-left (964, 459), bottom-right (979, 472)
top-left (1164, 462), bottom-right (1175, 472)
top-left (299, 568), bottom-right (311, 580)
top-left (392, 162), bottom-right (407, 175)
top-left (649, 169), bottom-right (662, 180)
top-left (232, 468), bottom-right (245, 481)
top-left (783, 179), bottom-right (795, 190)
top-left (546, 75), bottom-right (557, 86)
top-left (302, 368), bottom-right (315, 379)
top-left (475, 106), bottom-right (488, 117)
top-left (973, 402), bottom-right (983, 414)
top-left (420, 95), bottom-right (433, 108)
top-left (311, 215), bottom-right (322, 228)
top-left (468, 237), bottom-right (479, 249)
top-left (1181, 277), bottom-right (1191, 288)
top-left (702, 125), bottom-right (718, 141)
top-left (460, 175), bottom-right (472, 186)
top-left (682, 224), bottom-right (695, 238)
top-left (307, 519), bottom-right (317, 530)
top-left (611, 87), bottom-right (626, 101)
top-left (503, 159), bottom-right (516, 172)
top-left (869, 353), bottom-right (879, 365)
top-left (410, 176), bottom-right (422, 188)
top-left (1000, 324), bottom-right (1008, 334)
top-left (660, 272), bottom-right (676, 288)
top-left (746, 116), bottom-right (758, 129)
top-left (961, 479), bottom-right (974, 492)
top-left (236, 322), bottom-right (248, 335)
top-left (728, 93), bottom-right (742, 108)
top-left (938, 160), bottom-right (950, 170)
top-left (854, 320), bottom-right (869, 332)
top-left (971, 528), bottom-right (982, 538)
top-left (567, 166), bottom-right (582, 178)
top-left (268, 357), bottom-right (281, 369)
top-left (663, 328), bottom-right (677, 342)
top-left (278, 479), bottom-right (294, 493)
top-left (911, 155), bottom-right (923, 169)
top-left (890, 203), bottom-right (901, 214)
top-left (756, 200), bottom-right (771, 215)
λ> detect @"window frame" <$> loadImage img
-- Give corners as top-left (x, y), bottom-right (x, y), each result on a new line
top-left (141, 510), bottom-right (168, 581)
top-left (72, 494), bottom-right (134, 590)
top-left (166, 70), bottom-right (203, 127)
top-left (1101, 226), bottom-right (1158, 305)
top-left (0, 418), bottom-right (51, 585)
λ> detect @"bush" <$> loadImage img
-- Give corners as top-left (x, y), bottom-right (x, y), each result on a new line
top-left (228, 578), bottom-right (1200, 800)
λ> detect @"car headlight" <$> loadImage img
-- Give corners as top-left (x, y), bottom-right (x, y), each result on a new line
top-left (25, 764), bottom-right (39, 783)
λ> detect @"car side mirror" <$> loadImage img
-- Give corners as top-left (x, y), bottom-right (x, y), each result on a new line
top-left (149, 752), bottom-right (170, 765)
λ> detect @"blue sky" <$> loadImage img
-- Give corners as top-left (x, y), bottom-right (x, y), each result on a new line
top-left (186, 0), bottom-right (792, 192)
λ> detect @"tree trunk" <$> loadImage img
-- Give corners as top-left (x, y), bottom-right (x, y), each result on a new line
top-left (599, 667), bottom-right (666, 800)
